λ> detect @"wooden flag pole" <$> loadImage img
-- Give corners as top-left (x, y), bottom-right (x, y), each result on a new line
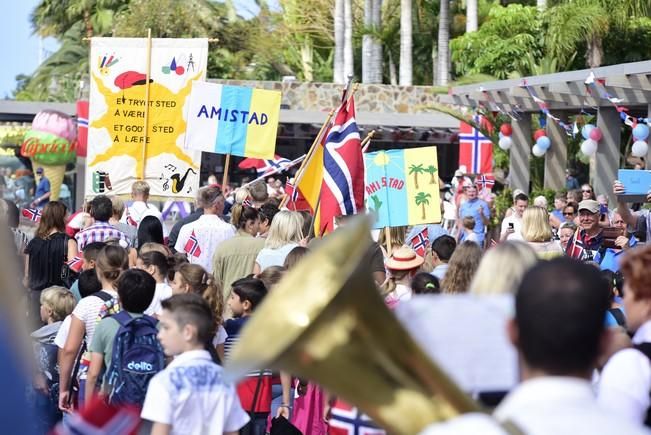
top-left (384, 227), bottom-right (393, 257)
top-left (361, 129), bottom-right (375, 151)
top-left (140, 28), bottom-right (153, 180)
top-left (222, 153), bottom-right (231, 188)
top-left (278, 109), bottom-right (334, 209)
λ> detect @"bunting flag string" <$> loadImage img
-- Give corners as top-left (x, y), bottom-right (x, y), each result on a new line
top-left (480, 88), bottom-right (522, 121)
top-left (521, 80), bottom-right (574, 136)
top-left (584, 72), bottom-right (650, 127)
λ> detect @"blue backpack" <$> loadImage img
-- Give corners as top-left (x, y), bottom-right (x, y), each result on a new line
top-left (105, 311), bottom-right (165, 406)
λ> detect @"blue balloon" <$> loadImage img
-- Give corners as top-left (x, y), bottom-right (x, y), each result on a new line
top-left (633, 123), bottom-right (650, 141)
top-left (581, 124), bottom-right (595, 140)
top-left (536, 136), bottom-right (551, 150)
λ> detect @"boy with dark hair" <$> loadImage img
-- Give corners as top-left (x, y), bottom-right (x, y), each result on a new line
top-left (75, 196), bottom-right (130, 250)
top-left (69, 242), bottom-right (106, 301)
top-left (141, 293), bottom-right (249, 434)
top-left (86, 269), bottom-right (161, 405)
top-left (431, 235), bottom-right (456, 280)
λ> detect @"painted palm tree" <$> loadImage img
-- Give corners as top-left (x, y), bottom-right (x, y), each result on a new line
top-left (425, 165), bottom-right (438, 184)
top-left (399, 0), bottom-right (412, 85)
top-left (415, 192), bottom-right (432, 220)
top-left (408, 164), bottom-right (424, 189)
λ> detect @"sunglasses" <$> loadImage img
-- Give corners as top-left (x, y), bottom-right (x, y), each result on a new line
top-left (582, 190), bottom-right (592, 193)
top-left (563, 211), bottom-right (575, 216)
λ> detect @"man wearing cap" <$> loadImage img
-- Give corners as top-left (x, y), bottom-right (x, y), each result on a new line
top-left (30, 167), bottom-right (50, 209)
top-left (457, 185), bottom-right (490, 247)
top-left (565, 199), bottom-right (604, 261)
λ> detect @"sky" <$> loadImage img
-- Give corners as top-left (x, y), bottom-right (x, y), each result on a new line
top-left (0, 0), bottom-right (269, 99)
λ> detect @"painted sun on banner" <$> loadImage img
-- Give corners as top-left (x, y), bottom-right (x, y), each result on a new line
top-left (85, 37), bottom-right (208, 198)
top-left (364, 146), bottom-right (441, 229)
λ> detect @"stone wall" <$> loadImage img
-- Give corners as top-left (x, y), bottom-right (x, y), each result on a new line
top-left (207, 79), bottom-right (440, 114)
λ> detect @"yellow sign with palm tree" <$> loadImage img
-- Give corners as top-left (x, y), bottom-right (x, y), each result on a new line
top-left (364, 146), bottom-right (441, 228)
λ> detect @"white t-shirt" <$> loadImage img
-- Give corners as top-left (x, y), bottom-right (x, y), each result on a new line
top-left (174, 215), bottom-right (236, 273)
top-left (71, 289), bottom-right (118, 346)
top-left (141, 350), bottom-right (249, 435)
top-left (255, 243), bottom-right (299, 271)
top-left (145, 282), bottom-right (173, 316)
top-left (211, 325), bottom-right (228, 347)
top-left (54, 315), bottom-right (72, 348)
top-left (500, 215), bottom-right (523, 241)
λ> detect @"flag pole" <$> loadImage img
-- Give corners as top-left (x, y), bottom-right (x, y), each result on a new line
top-left (361, 129), bottom-right (375, 152)
top-left (278, 109), bottom-right (334, 209)
top-left (222, 153), bottom-right (231, 188)
top-left (140, 28), bottom-right (152, 180)
top-left (384, 227), bottom-right (393, 257)
top-left (240, 155), bottom-right (306, 190)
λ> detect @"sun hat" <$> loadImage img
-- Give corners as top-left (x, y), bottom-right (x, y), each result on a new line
top-left (385, 246), bottom-right (425, 271)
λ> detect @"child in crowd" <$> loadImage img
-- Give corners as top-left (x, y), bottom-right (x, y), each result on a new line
top-left (137, 251), bottom-right (174, 316)
top-left (86, 269), bottom-right (161, 405)
top-left (59, 245), bottom-right (128, 412)
top-left (171, 263), bottom-right (227, 360)
top-left (31, 286), bottom-right (76, 432)
top-left (558, 221), bottom-right (577, 251)
top-left (382, 246), bottom-right (425, 309)
top-left (69, 242), bottom-right (106, 301)
top-left (224, 278), bottom-right (270, 435)
top-left (141, 293), bottom-right (249, 435)
top-left (462, 216), bottom-right (479, 244)
top-left (411, 272), bottom-right (441, 294)
top-left (255, 266), bottom-right (285, 293)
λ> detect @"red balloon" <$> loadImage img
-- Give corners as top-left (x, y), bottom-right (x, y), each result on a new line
top-left (533, 129), bottom-right (547, 140)
top-left (589, 127), bottom-right (603, 141)
top-left (499, 124), bottom-right (513, 136)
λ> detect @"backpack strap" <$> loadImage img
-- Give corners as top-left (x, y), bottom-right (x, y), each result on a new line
top-left (93, 291), bottom-right (114, 302)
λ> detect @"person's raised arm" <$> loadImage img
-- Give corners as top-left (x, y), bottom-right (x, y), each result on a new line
top-left (613, 180), bottom-right (638, 227)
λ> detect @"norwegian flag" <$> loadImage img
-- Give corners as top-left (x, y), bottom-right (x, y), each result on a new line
top-left (21, 208), bottom-right (42, 222)
top-left (475, 174), bottom-right (495, 191)
top-left (125, 207), bottom-right (137, 227)
top-left (284, 180), bottom-right (311, 211)
top-left (52, 395), bottom-right (140, 435)
top-left (238, 155), bottom-right (291, 176)
top-left (184, 230), bottom-right (202, 258)
top-left (459, 116), bottom-right (493, 174)
top-left (409, 227), bottom-right (429, 257)
top-left (318, 96), bottom-right (365, 235)
top-left (66, 255), bottom-right (84, 273)
top-left (566, 228), bottom-right (586, 260)
top-left (329, 400), bottom-right (385, 435)
top-left (242, 197), bottom-right (253, 208)
top-left (76, 100), bottom-right (89, 158)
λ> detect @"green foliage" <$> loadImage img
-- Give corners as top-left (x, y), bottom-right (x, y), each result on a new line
top-left (602, 17), bottom-right (651, 65)
top-left (450, 4), bottom-right (543, 79)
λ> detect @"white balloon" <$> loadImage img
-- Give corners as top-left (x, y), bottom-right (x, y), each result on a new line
top-left (580, 139), bottom-right (598, 156)
top-left (532, 144), bottom-right (546, 157)
top-left (498, 136), bottom-right (513, 150)
top-left (632, 140), bottom-right (649, 157)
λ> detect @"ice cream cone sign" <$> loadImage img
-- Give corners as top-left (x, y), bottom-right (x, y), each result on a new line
top-left (21, 110), bottom-right (77, 201)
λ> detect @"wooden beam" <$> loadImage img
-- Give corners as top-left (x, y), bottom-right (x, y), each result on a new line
top-left (510, 113), bottom-right (532, 193)
top-left (595, 107), bottom-right (621, 205)
top-left (544, 113), bottom-right (568, 191)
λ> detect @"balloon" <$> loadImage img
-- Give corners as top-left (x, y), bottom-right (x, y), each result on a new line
top-left (533, 129), bottom-right (547, 141)
top-left (536, 136), bottom-right (551, 150)
top-left (633, 124), bottom-right (650, 141)
top-left (498, 136), bottom-right (513, 151)
top-left (499, 132), bottom-right (504, 139)
top-left (500, 124), bottom-right (513, 136)
top-left (589, 127), bottom-right (602, 142)
top-left (580, 139), bottom-right (598, 156)
top-left (581, 124), bottom-right (595, 140)
top-left (632, 140), bottom-right (649, 157)
top-left (532, 144), bottom-right (546, 157)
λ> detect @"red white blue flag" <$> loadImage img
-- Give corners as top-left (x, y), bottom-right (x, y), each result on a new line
top-left (284, 180), bottom-right (311, 211)
top-left (475, 174), bottom-right (495, 191)
top-left (22, 208), bottom-right (42, 222)
top-left (184, 230), bottom-right (202, 257)
top-left (459, 116), bottom-right (493, 174)
top-left (66, 256), bottom-right (84, 273)
top-left (238, 155), bottom-right (291, 176)
top-left (409, 227), bottom-right (429, 257)
top-left (329, 400), bottom-right (385, 435)
top-left (124, 207), bottom-right (138, 227)
top-left (76, 100), bottom-right (89, 158)
top-left (318, 96), bottom-right (365, 234)
top-left (52, 395), bottom-right (140, 435)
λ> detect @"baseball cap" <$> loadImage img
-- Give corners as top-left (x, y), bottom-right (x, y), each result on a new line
top-left (36, 167), bottom-right (43, 174)
top-left (578, 199), bottom-right (599, 214)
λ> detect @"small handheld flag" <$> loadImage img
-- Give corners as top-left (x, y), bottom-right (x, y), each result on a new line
top-left (22, 208), bottom-right (42, 222)
top-left (409, 227), bottom-right (429, 257)
top-left (124, 207), bottom-right (137, 227)
top-left (66, 256), bottom-right (84, 273)
top-left (475, 174), bottom-right (495, 191)
top-left (184, 230), bottom-right (202, 258)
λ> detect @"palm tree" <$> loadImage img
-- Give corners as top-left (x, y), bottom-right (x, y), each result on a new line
top-left (334, 0), bottom-right (345, 83)
top-left (466, 0), bottom-right (478, 32)
top-left (399, 0), bottom-right (412, 86)
top-left (537, 0), bottom-right (547, 11)
top-left (343, 0), bottom-right (354, 79)
top-left (435, 0), bottom-right (450, 86)
top-left (408, 164), bottom-right (424, 189)
top-left (425, 165), bottom-right (438, 184)
top-left (362, 0), bottom-right (383, 83)
top-left (414, 192), bottom-right (432, 220)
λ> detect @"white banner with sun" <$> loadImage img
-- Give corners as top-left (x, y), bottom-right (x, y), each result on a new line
top-left (85, 37), bottom-right (208, 199)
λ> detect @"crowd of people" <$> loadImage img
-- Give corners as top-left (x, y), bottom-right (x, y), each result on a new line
top-left (1, 166), bottom-right (651, 435)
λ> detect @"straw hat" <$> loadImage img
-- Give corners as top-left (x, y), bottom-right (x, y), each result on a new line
top-left (385, 246), bottom-right (425, 271)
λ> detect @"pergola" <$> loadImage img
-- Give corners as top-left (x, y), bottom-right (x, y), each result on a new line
top-left (438, 60), bottom-right (651, 203)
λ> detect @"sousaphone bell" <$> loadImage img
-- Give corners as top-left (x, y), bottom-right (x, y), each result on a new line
top-left (224, 216), bottom-right (480, 434)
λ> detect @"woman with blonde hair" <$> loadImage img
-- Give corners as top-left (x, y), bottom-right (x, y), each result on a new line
top-left (469, 241), bottom-right (538, 295)
top-left (253, 210), bottom-right (304, 273)
top-left (440, 241), bottom-right (482, 293)
top-left (377, 226), bottom-right (407, 258)
top-left (521, 206), bottom-right (564, 259)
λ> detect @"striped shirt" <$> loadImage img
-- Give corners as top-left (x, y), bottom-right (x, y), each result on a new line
top-left (74, 221), bottom-right (130, 250)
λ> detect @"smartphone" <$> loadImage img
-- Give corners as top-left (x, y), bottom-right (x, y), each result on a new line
top-left (508, 222), bottom-right (514, 230)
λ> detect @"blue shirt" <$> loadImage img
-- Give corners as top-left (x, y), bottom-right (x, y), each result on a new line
top-left (551, 209), bottom-right (565, 222)
top-left (596, 236), bottom-right (638, 272)
top-left (459, 198), bottom-right (490, 242)
top-left (34, 176), bottom-right (50, 207)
